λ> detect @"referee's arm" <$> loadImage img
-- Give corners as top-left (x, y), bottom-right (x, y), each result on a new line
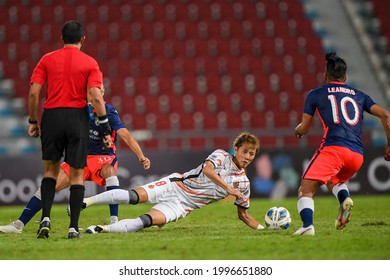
top-left (28, 82), bottom-right (42, 123)
top-left (88, 86), bottom-right (106, 117)
top-left (27, 82), bottom-right (42, 137)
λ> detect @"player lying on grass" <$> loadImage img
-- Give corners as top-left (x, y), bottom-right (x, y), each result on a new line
top-left (0, 91), bottom-right (150, 234)
top-left (84, 132), bottom-right (265, 234)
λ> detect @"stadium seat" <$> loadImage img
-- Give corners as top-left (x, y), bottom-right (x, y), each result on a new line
top-left (0, 0), bottom-right (329, 151)
top-left (259, 135), bottom-right (280, 148)
top-left (213, 136), bottom-right (230, 150)
top-left (283, 135), bottom-right (301, 148)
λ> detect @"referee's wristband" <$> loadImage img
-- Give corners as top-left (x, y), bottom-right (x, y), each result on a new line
top-left (28, 119), bottom-right (38, 124)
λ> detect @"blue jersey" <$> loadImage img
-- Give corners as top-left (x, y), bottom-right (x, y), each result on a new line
top-left (303, 82), bottom-right (376, 154)
top-left (87, 103), bottom-right (126, 155)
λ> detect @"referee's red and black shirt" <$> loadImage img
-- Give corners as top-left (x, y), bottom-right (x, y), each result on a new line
top-left (31, 46), bottom-right (103, 109)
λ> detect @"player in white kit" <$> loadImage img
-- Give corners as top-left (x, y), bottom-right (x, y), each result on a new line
top-left (85, 132), bottom-right (265, 233)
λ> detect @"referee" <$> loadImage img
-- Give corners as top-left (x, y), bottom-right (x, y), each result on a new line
top-left (27, 20), bottom-right (112, 239)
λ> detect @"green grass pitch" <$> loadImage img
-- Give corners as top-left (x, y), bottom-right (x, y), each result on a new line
top-left (0, 195), bottom-right (389, 260)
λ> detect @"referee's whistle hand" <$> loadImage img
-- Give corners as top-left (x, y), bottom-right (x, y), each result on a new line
top-left (28, 125), bottom-right (40, 138)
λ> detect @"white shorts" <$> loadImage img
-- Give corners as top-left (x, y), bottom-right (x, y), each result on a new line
top-left (139, 173), bottom-right (188, 223)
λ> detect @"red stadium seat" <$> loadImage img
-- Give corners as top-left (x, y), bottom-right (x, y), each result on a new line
top-left (0, 0), bottom-right (326, 151)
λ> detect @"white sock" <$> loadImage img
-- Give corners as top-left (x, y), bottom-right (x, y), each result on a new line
top-left (297, 197), bottom-right (314, 227)
top-left (105, 176), bottom-right (119, 187)
top-left (297, 197), bottom-right (314, 213)
top-left (35, 187), bottom-right (42, 200)
top-left (85, 189), bottom-right (130, 207)
top-left (108, 218), bottom-right (144, 233)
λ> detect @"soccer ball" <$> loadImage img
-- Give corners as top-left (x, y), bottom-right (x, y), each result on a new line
top-left (264, 206), bottom-right (291, 230)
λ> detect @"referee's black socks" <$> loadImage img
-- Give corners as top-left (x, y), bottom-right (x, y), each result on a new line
top-left (40, 177), bottom-right (56, 219)
top-left (69, 184), bottom-right (85, 232)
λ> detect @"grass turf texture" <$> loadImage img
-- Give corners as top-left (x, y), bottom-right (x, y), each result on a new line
top-left (0, 195), bottom-right (389, 260)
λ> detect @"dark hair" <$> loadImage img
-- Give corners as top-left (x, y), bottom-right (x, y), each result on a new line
top-left (325, 52), bottom-right (347, 81)
top-left (61, 20), bottom-right (84, 44)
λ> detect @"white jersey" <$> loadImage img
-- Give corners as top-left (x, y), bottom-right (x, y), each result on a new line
top-left (169, 149), bottom-right (251, 212)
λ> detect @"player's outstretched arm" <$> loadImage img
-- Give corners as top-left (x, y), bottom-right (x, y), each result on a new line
top-left (117, 128), bottom-right (151, 169)
top-left (237, 206), bottom-right (264, 230)
top-left (295, 113), bottom-right (313, 138)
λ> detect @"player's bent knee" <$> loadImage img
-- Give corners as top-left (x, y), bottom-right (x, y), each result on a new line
top-left (101, 164), bottom-right (116, 178)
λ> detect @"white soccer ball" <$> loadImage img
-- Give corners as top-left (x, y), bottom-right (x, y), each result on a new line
top-left (264, 206), bottom-right (291, 230)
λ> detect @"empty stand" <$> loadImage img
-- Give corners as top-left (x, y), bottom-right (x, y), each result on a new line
top-left (0, 0), bottom-right (327, 151)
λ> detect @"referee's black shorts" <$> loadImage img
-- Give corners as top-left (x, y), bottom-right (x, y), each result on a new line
top-left (41, 107), bottom-right (89, 168)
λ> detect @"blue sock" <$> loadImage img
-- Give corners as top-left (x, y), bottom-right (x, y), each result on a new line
top-left (337, 190), bottom-right (349, 204)
top-left (300, 208), bottom-right (313, 228)
top-left (18, 196), bottom-right (42, 225)
top-left (106, 185), bottom-right (119, 217)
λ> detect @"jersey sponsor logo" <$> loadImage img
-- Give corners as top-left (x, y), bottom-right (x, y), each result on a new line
top-left (89, 129), bottom-right (100, 140)
top-left (209, 155), bottom-right (217, 160)
top-left (233, 181), bottom-right (239, 189)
